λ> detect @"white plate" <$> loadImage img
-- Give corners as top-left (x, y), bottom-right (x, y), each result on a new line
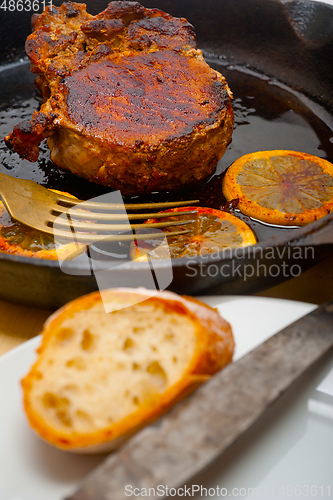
top-left (1, 296), bottom-right (333, 500)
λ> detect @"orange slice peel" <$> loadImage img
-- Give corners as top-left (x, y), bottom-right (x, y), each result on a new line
top-left (132, 206), bottom-right (257, 260)
top-left (222, 150), bottom-right (333, 226)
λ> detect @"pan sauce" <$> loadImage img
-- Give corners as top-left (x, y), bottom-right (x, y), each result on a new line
top-left (0, 57), bottom-right (333, 255)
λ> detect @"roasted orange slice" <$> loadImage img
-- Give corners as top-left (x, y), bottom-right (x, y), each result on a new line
top-left (223, 150), bottom-right (333, 226)
top-left (132, 206), bottom-right (257, 260)
top-left (0, 190), bottom-right (83, 260)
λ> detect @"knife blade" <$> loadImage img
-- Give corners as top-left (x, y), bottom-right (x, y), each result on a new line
top-left (66, 301), bottom-right (333, 500)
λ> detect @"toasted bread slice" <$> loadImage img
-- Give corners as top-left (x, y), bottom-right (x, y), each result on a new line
top-left (22, 288), bottom-right (234, 453)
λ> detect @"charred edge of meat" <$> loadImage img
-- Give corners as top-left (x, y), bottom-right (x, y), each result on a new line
top-left (127, 16), bottom-right (196, 51)
top-left (97, 1), bottom-right (145, 23)
top-left (81, 19), bottom-right (125, 41)
top-left (26, 32), bottom-right (78, 63)
top-left (4, 112), bottom-right (55, 162)
top-left (63, 2), bottom-right (81, 18)
top-left (31, 2), bottom-right (85, 30)
top-left (92, 44), bottom-right (114, 61)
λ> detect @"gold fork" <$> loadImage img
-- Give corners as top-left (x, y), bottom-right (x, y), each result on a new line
top-left (0, 172), bottom-right (199, 242)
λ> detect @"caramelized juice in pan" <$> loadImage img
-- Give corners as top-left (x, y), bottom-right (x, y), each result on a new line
top-left (0, 57), bottom-right (333, 246)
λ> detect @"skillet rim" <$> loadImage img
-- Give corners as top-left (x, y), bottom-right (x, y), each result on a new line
top-left (0, 0), bottom-right (333, 273)
top-left (0, 210), bottom-right (331, 271)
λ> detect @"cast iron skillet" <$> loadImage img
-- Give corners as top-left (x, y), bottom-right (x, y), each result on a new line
top-left (0, 0), bottom-right (333, 308)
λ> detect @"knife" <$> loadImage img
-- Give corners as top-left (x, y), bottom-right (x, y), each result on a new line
top-left (66, 301), bottom-right (333, 500)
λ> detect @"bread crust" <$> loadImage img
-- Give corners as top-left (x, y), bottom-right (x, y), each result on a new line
top-left (22, 288), bottom-right (234, 453)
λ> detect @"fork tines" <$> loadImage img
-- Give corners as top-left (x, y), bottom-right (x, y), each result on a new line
top-left (50, 199), bottom-right (199, 242)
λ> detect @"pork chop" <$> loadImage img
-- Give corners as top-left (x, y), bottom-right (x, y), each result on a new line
top-left (5, 1), bottom-right (234, 196)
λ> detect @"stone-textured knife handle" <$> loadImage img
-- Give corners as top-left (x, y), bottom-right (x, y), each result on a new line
top-left (66, 302), bottom-right (333, 500)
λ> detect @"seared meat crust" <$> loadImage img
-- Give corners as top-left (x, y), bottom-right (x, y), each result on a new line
top-left (5, 1), bottom-right (234, 196)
